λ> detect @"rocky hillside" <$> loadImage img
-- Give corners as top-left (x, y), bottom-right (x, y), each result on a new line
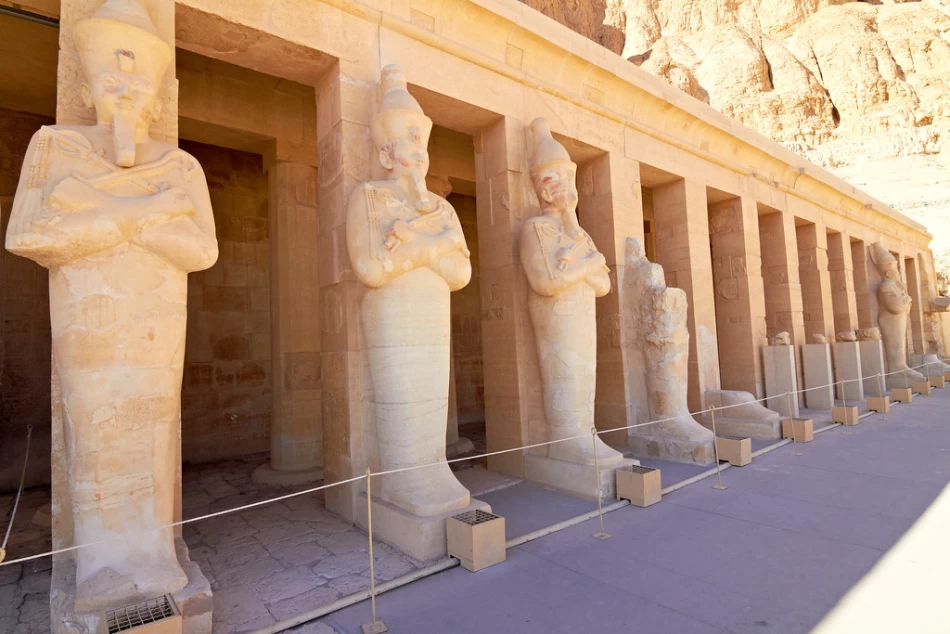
top-left (523, 0), bottom-right (950, 276)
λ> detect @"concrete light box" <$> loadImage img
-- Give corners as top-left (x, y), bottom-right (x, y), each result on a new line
top-left (616, 465), bottom-right (662, 507)
top-left (716, 436), bottom-right (752, 466)
top-left (913, 381), bottom-right (932, 395)
top-left (867, 396), bottom-right (890, 413)
top-left (832, 406), bottom-right (859, 425)
top-left (892, 388), bottom-right (913, 403)
top-left (782, 418), bottom-right (814, 442)
top-left (446, 509), bottom-right (506, 572)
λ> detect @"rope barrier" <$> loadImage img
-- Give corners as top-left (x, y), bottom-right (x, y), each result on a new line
top-left (0, 424), bottom-right (33, 565)
top-left (0, 363), bottom-right (933, 568)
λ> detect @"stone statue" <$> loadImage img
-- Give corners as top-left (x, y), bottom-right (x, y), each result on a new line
top-left (346, 65), bottom-right (472, 516)
top-left (812, 333), bottom-right (828, 344)
top-left (623, 237), bottom-right (714, 464)
top-left (917, 258), bottom-right (950, 372)
top-left (859, 327), bottom-right (882, 341)
top-left (769, 331), bottom-right (791, 346)
top-left (869, 242), bottom-right (926, 387)
top-left (5, 0), bottom-right (217, 609)
top-left (836, 331), bottom-right (857, 342)
top-left (702, 390), bottom-right (782, 440)
top-left (520, 118), bottom-right (623, 466)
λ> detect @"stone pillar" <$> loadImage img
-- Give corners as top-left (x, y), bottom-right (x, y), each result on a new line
top-left (796, 222), bottom-right (835, 341)
top-left (653, 179), bottom-right (719, 412)
top-left (253, 160), bottom-right (322, 485)
top-left (474, 117), bottom-right (534, 477)
top-left (318, 59), bottom-right (378, 521)
top-left (859, 338), bottom-right (887, 397)
top-left (802, 343), bottom-right (835, 409)
top-left (904, 255), bottom-right (926, 357)
top-left (763, 344), bottom-right (799, 417)
top-left (708, 196), bottom-right (768, 397)
top-left (834, 341), bottom-right (864, 402)
top-left (759, 210), bottom-right (805, 404)
top-left (851, 239), bottom-right (873, 330)
top-left (577, 152), bottom-right (643, 444)
top-left (827, 231), bottom-right (859, 335)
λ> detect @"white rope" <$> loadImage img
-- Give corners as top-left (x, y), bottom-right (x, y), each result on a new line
top-left (0, 362), bottom-right (935, 568)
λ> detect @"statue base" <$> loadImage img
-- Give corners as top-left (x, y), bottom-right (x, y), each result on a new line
top-left (445, 437), bottom-right (475, 458)
top-left (356, 494), bottom-right (490, 563)
top-left (251, 463), bottom-right (324, 487)
top-left (51, 538), bottom-right (212, 634)
top-left (523, 453), bottom-right (638, 502)
top-left (700, 412), bottom-right (782, 441)
top-left (627, 433), bottom-right (715, 466)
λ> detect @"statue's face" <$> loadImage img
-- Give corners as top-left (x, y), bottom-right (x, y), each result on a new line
top-left (535, 163), bottom-right (578, 211)
top-left (883, 262), bottom-right (901, 281)
top-left (86, 70), bottom-right (158, 128)
top-left (381, 139), bottom-right (429, 180)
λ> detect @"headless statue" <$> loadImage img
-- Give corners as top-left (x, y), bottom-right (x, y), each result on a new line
top-left (5, 0), bottom-right (217, 609)
top-left (520, 118), bottom-right (623, 466)
top-left (346, 65), bottom-right (472, 516)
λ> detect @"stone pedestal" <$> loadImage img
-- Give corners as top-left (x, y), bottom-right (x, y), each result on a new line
top-left (627, 433), bottom-right (715, 466)
top-left (524, 453), bottom-right (637, 502)
top-left (763, 345), bottom-right (799, 418)
top-left (356, 494), bottom-right (490, 563)
top-left (51, 539), bottom-right (212, 634)
top-left (702, 390), bottom-right (782, 441)
top-left (833, 342), bottom-right (864, 402)
top-left (859, 339), bottom-right (887, 397)
top-left (802, 343), bottom-right (835, 410)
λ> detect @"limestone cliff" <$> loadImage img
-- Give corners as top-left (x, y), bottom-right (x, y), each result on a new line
top-left (522, 0), bottom-right (950, 274)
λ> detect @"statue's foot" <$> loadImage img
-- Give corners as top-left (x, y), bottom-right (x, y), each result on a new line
top-left (548, 436), bottom-right (624, 466)
top-left (381, 463), bottom-right (471, 517)
top-left (653, 415), bottom-right (714, 442)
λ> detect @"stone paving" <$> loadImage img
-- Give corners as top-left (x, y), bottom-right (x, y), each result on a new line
top-left (0, 488), bottom-right (53, 634)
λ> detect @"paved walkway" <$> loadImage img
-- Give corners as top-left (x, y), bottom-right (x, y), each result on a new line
top-left (322, 390), bottom-right (950, 634)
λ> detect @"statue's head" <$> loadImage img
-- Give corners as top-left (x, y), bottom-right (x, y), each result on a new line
top-left (75, 0), bottom-right (171, 166)
top-left (527, 118), bottom-right (578, 215)
top-left (869, 242), bottom-right (901, 282)
top-left (371, 65), bottom-right (433, 211)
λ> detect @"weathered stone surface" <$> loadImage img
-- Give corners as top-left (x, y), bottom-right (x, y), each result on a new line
top-left (313, 552), bottom-right (371, 579)
top-left (267, 586), bottom-right (341, 622)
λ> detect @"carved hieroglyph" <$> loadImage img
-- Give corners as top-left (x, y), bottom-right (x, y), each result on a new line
top-left (4, 0), bottom-right (217, 609)
top-left (869, 242), bottom-right (926, 386)
top-left (346, 65), bottom-right (473, 516)
top-left (520, 118), bottom-right (623, 466)
top-left (623, 237), bottom-right (714, 464)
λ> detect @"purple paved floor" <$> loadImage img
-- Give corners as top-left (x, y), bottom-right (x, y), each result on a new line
top-left (318, 390), bottom-right (950, 634)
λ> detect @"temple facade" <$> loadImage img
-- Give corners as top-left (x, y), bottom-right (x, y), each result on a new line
top-left (0, 0), bottom-right (947, 630)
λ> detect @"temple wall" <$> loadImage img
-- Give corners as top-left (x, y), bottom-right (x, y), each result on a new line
top-left (180, 140), bottom-right (273, 464)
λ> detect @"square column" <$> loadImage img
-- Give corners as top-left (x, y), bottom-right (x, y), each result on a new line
top-left (851, 239), bottom-right (873, 330)
top-left (256, 160), bottom-right (322, 484)
top-left (708, 196), bottom-right (768, 397)
top-left (763, 345), bottom-right (799, 417)
top-left (317, 60), bottom-right (379, 520)
top-left (834, 341), bottom-right (864, 402)
top-left (859, 338), bottom-right (887, 397)
top-left (904, 255), bottom-right (926, 357)
top-left (653, 179), bottom-right (719, 412)
top-left (577, 152), bottom-right (643, 443)
top-left (474, 117), bottom-right (535, 477)
top-left (759, 211), bottom-right (805, 346)
top-left (827, 231), bottom-right (859, 335)
top-left (802, 343), bottom-right (835, 409)
top-left (796, 222), bottom-right (835, 341)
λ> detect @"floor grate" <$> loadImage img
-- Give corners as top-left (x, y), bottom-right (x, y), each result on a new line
top-left (452, 509), bottom-right (500, 526)
top-left (106, 595), bottom-right (175, 633)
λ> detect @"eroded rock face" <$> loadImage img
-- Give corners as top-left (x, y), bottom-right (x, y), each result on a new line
top-left (525, 0), bottom-right (950, 273)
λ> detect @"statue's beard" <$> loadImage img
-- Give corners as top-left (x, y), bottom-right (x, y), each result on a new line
top-left (113, 108), bottom-right (139, 167)
top-left (406, 168), bottom-right (432, 213)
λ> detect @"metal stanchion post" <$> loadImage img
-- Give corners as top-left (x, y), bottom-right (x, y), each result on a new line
top-left (591, 428), bottom-right (611, 540)
top-left (879, 373), bottom-right (887, 417)
top-left (905, 368), bottom-right (911, 407)
top-left (709, 407), bottom-right (728, 490)
top-left (842, 382), bottom-right (851, 434)
top-left (787, 391), bottom-right (802, 456)
top-left (361, 468), bottom-right (387, 634)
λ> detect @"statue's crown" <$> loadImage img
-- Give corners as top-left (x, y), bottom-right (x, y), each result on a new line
top-left (371, 64), bottom-right (432, 149)
top-left (869, 242), bottom-right (897, 269)
top-left (75, 0), bottom-right (171, 90)
top-left (527, 118), bottom-right (574, 180)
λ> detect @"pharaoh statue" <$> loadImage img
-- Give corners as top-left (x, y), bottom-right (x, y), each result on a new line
top-left (623, 237), bottom-right (714, 464)
top-left (520, 118), bottom-right (624, 467)
top-left (869, 242), bottom-right (926, 387)
top-left (346, 65), bottom-right (473, 516)
top-left (5, 0), bottom-right (217, 611)
top-left (918, 258), bottom-right (950, 372)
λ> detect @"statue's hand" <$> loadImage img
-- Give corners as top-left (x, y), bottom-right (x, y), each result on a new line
top-left (47, 176), bottom-right (108, 212)
top-left (133, 187), bottom-right (194, 234)
top-left (556, 247), bottom-right (575, 272)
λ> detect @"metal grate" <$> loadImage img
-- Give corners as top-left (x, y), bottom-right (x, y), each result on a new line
top-left (621, 465), bottom-right (656, 475)
top-left (106, 596), bottom-right (175, 633)
top-left (717, 435), bottom-right (750, 441)
top-left (452, 509), bottom-right (499, 526)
